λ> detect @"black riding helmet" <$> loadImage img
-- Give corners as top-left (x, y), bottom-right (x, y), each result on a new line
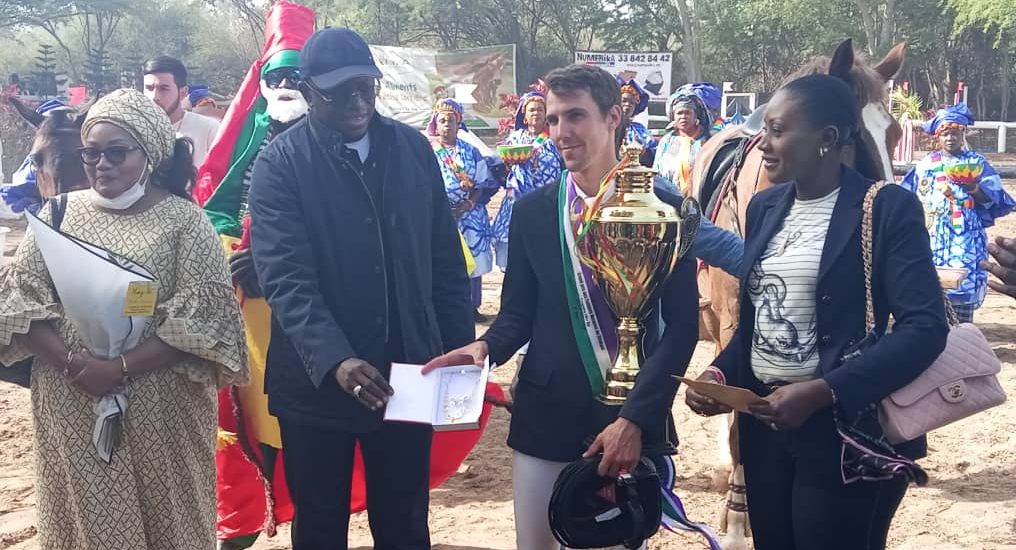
top-left (549, 455), bottom-right (663, 549)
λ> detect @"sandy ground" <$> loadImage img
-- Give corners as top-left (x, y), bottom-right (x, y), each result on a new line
top-left (1, 181), bottom-right (1016, 550)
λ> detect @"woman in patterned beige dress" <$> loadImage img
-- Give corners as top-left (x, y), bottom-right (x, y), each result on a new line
top-left (0, 88), bottom-right (248, 549)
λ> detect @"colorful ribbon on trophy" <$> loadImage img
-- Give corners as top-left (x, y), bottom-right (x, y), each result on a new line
top-left (657, 457), bottom-right (724, 550)
top-left (559, 173), bottom-right (620, 397)
top-left (569, 154), bottom-right (638, 295)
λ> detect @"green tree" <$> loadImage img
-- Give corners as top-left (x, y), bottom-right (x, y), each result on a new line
top-left (949, 0), bottom-right (1015, 119)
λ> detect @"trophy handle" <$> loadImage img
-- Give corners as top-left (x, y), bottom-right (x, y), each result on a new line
top-left (677, 197), bottom-right (701, 259)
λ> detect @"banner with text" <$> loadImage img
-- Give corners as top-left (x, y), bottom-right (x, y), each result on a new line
top-left (371, 44), bottom-right (517, 130)
top-left (574, 51), bottom-right (673, 102)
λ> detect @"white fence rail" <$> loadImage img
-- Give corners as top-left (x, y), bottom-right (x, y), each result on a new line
top-left (904, 119), bottom-right (1016, 154)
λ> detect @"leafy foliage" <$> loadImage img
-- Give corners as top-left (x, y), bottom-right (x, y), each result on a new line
top-left (891, 87), bottom-right (923, 120)
top-left (0, 0), bottom-right (1012, 120)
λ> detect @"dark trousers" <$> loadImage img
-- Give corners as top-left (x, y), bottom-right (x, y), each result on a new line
top-left (280, 419), bottom-right (433, 550)
top-left (741, 418), bottom-right (909, 550)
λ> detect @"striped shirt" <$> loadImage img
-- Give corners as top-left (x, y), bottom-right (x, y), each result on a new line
top-left (749, 187), bottom-right (839, 383)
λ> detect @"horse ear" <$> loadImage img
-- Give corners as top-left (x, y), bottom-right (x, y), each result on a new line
top-left (873, 42), bottom-right (907, 82)
top-left (828, 39), bottom-right (855, 80)
top-left (74, 93), bottom-right (101, 117)
top-left (8, 96), bottom-right (44, 128)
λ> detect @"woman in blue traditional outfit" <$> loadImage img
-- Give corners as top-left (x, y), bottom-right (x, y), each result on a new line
top-left (675, 82), bottom-right (725, 132)
top-left (428, 99), bottom-right (499, 319)
top-left (618, 78), bottom-right (657, 166)
top-left (901, 103), bottom-right (1016, 322)
top-left (653, 89), bottom-right (715, 197)
top-left (492, 91), bottom-right (563, 270)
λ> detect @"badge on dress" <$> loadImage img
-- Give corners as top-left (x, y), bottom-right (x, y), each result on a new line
top-left (123, 281), bottom-right (158, 317)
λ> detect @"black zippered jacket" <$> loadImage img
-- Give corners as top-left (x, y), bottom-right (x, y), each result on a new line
top-left (249, 114), bottom-right (474, 431)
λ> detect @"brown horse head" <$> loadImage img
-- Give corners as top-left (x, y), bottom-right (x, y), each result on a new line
top-left (16, 95), bottom-right (102, 199)
top-left (786, 39), bottom-right (906, 182)
top-left (8, 96), bottom-right (46, 128)
top-left (29, 107), bottom-right (91, 199)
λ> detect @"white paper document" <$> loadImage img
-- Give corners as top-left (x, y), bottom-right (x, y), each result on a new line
top-left (384, 361), bottom-right (489, 431)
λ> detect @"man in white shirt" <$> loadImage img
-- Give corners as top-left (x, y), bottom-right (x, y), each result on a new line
top-left (142, 56), bottom-right (220, 169)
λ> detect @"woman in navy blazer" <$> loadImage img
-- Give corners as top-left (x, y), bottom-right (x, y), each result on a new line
top-left (687, 75), bottom-right (949, 550)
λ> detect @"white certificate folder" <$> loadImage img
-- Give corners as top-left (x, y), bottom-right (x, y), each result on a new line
top-left (384, 361), bottom-right (489, 432)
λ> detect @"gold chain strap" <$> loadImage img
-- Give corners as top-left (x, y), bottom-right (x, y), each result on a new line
top-left (860, 183), bottom-right (884, 332)
top-left (860, 182), bottom-right (960, 332)
top-left (943, 289), bottom-right (960, 326)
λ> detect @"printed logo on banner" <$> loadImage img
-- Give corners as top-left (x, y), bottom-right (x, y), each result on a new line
top-left (574, 51), bottom-right (673, 102)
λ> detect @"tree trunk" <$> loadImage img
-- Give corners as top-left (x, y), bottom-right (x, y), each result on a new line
top-left (924, 65), bottom-right (939, 107)
top-left (879, 0), bottom-right (896, 55)
top-left (1001, 39), bottom-right (1012, 121)
top-left (851, 0), bottom-right (879, 56)
top-left (976, 69), bottom-right (986, 118)
top-left (671, 0), bottom-right (702, 81)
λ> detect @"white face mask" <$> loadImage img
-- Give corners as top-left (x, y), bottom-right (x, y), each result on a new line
top-left (89, 163), bottom-right (149, 210)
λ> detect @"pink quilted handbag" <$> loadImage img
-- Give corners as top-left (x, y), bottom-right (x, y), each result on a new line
top-left (861, 183), bottom-right (1006, 445)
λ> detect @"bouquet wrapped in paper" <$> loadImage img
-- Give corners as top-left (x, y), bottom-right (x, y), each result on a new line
top-left (26, 212), bottom-right (156, 462)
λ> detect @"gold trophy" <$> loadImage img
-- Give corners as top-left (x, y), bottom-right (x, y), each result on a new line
top-left (577, 145), bottom-right (700, 403)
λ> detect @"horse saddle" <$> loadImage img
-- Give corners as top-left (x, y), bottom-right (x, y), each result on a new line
top-left (740, 102), bottom-right (768, 136)
top-left (698, 103), bottom-right (769, 220)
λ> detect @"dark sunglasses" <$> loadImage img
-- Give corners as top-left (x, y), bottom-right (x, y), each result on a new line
top-left (305, 78), bottom-right (381, 105)
top-left (263, 67), bottom-right (301, 89)
top-left (78, 145), bottom-right (141, 166)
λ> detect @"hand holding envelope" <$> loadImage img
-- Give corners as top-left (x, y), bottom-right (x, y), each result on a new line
top-left (676, 376), bottom-right (768, 413)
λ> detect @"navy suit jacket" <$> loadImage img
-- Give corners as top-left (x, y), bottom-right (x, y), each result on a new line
top-left (714, 166), bottom-right (949, 480)
top-left (480, 181), bottom-right (699, 462)
top-left (249, 115), bottom-right (474, 431)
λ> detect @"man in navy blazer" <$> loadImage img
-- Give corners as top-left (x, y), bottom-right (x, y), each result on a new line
top-left (427, 64), bottom-right (743, 550)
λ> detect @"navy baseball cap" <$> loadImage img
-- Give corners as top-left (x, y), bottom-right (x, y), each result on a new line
top-left (300, 27), bottom-right (382, 91)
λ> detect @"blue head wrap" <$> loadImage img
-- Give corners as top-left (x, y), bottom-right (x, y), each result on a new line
top-left (924, 102), bottom-right (975, 135)
top-left (187, 85), bottom-right (210, 105)
top-left (514, 91), bottom-right (546, 131)
top-left (618, 77), bottom-right (650, 116)
top-left (36, 99), bottom-right (66, 114)
top-left (675, 83), bottom-right (722, 114)
top-left (427, 98), bottom-right (467, 136)
top-left (666, 92), bottom-right (713, 139)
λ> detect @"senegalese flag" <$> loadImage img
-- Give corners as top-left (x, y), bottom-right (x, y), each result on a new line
top-left (199, 2), bottom-right (315, 545)
top-left (195, 1), bottom-right (314, 238)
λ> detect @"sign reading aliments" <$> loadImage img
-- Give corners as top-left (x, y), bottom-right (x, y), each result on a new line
top-left (371, 44), bottom-right (517, 130)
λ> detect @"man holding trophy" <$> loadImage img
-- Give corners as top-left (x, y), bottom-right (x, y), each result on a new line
top-left (427, 64), bottom-right (740, 550)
